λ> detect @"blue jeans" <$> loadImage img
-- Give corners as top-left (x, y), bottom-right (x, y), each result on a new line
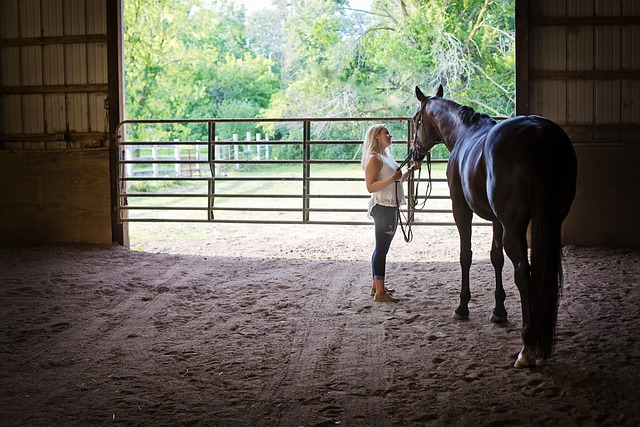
top-left (371, 205), bottom-right (399, 280)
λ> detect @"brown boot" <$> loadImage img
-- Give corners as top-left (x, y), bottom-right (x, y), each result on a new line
top-left (370, 286), bottom-right (395, 296)
top-left (374, 292), bottom-right (399, 303)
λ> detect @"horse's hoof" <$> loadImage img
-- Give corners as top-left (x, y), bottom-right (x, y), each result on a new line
top-left (490, 313), bottom-right (508, 323)
top-left (514, 348), bottom-right (536, 368)
top-left (514, 358), bottom-right (535, 368)
top-left (453, 311), bottom-right (469, 320)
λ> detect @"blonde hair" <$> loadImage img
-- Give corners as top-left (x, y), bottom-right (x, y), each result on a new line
top-left (361, 124), bottom-right (389, 169)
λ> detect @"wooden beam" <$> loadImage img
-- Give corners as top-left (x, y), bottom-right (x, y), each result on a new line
top-left (107, 0), bottom-right (127, 246)
top-left (0, 132), bottom-right (106, 142)
top-left (530, 70), bottom-right (640, 80)
top-left (0, 34), bottom-right (107, 47)
top-left (561, 124), bottom-right (640, 134)
top-left (0, 84), bottom-right (108, 94)
top-left (515, 0), bottom-right (530, 115)
top-left (531, 16), bottom-right (640, 26)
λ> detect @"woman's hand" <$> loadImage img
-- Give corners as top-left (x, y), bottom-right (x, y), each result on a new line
top-left (400, 161), bottom-right (420, 182)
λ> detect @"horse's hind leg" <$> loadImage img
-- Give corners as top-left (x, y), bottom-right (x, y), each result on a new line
top-left (490, 221), bottom-right (507, 323)
top-left (502, 224), bottom-right (535, 368)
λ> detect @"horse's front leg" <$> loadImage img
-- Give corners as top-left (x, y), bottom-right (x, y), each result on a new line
top-left (490, 221), bottom-right (507, 323)
top-left (452, 203), bottom-right (473, 320)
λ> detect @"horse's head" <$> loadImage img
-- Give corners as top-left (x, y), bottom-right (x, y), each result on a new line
top-left (411, 84), bottom-right (444, 161)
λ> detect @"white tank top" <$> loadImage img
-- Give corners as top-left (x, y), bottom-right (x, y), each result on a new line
top-left (367, 153), bottom-right (405, 218)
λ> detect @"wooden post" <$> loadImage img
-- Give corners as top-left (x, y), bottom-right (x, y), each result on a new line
top-left (233, 134), bottom-right (239, 170)
top-left (265, 134), bottom-right (270, 160)
top-left (214, 137), bottom-right (220, 175)
top-left (256, 133), bottom-right (261, 160)
top-left (152, 145), bottom-right (158, 177)
top-left (196, 141), bottom-right (203, 176)
top-left (174, 141), bottom-right (181, 176)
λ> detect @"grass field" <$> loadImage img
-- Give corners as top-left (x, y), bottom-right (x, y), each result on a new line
top-left (123, 162), bottom-right (455, 229)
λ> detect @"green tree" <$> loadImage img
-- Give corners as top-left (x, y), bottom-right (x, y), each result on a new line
top-left (124, 0), bottom-right (515, 160)
top-left (263, 0), bottom-right (515, 119)
top-left (124, 0), bottom-right (280, 141)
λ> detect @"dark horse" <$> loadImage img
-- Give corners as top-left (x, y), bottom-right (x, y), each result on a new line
top-left (412, 85), bottom-right (577, 367)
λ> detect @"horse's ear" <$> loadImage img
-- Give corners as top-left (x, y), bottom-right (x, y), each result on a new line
top-left (436, 84), bottom-right (444, 97)
top-left (415, 86), bottom-right (427, 102)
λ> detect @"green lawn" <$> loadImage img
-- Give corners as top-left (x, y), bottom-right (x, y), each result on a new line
top-left (124, 162), bottom-right (452, 223)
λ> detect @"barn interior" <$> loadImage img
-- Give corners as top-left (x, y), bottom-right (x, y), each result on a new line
top-left (1, 0), bottom-right (639, 426)
top-left (1, 0), bottom-right (639, 247)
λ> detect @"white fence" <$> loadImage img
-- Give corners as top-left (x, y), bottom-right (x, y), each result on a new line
top-left (125, 133), bottom-right (270, 178)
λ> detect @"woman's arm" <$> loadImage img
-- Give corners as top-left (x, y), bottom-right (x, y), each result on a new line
top-left (364, 155), bottom-right (401, 193)
top-left (400, 161), bottom-right (421, 183)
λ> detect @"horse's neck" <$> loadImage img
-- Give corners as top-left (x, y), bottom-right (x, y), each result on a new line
top-left (437, 109), bottom-right (465, 151)
top-left (439, 105), bottom-right (493, 152)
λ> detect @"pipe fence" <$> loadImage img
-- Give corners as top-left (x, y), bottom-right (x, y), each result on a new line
top-left (115, 117), bottom-right (489, 226)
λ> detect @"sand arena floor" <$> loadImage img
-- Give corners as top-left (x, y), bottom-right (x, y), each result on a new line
top-left (1, 223), bottom-right (639, 426)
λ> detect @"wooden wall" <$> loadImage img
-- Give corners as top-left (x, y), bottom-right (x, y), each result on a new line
top-left (0, 150), bottom-right (111, 244)
top-left (1, 0), bottom-right (639, 247)
top-left (0, 0), bottom-right (117, 245)
top-left (518, 0), bottom-right (640, 247)
top-left (0, 0), bottom-right (109, 148)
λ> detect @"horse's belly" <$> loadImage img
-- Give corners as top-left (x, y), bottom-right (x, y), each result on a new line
top-left (458, 163), bottom-right (497, 222)
top-left (465, 195), bottom-right (497, 222)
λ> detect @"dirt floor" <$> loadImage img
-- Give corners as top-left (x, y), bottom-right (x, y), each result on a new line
top-left (1, 223), bottom-right (639, 426)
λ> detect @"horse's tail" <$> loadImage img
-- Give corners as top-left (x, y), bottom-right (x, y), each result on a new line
top-left (528, 132), bottom-right (573, 360)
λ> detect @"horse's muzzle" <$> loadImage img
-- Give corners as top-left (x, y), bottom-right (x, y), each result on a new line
top-left (410, 144), bottom-right (427, 162)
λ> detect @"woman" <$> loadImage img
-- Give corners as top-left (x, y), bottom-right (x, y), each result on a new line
top-left (362, 124), bottom-right (417, 303)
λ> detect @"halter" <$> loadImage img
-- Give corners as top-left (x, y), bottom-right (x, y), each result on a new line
top-left (396, 149), bottom-right (432, 243)
top-left (394, 107), bottom-right (437, 242)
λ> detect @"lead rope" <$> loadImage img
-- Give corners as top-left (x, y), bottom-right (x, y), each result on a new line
top-left (396, 151), bottom-right (432, 243)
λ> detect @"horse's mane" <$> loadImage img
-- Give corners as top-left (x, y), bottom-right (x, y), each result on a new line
top-left (435, 97), bottom-right (496, 127)
top-left (458, 105), bottom-right (496, 127)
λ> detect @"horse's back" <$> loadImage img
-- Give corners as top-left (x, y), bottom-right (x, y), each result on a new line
top-left (484, 115), bottom-right (577, 224)
top-left (487, 115), bottom-right (574, 164)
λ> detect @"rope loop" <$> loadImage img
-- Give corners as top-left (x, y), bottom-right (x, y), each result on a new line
top-left (397, 151), bottom-right (432, 243)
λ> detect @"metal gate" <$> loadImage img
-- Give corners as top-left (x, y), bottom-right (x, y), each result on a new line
top-left (115, 117), bottom-right (472, 226)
